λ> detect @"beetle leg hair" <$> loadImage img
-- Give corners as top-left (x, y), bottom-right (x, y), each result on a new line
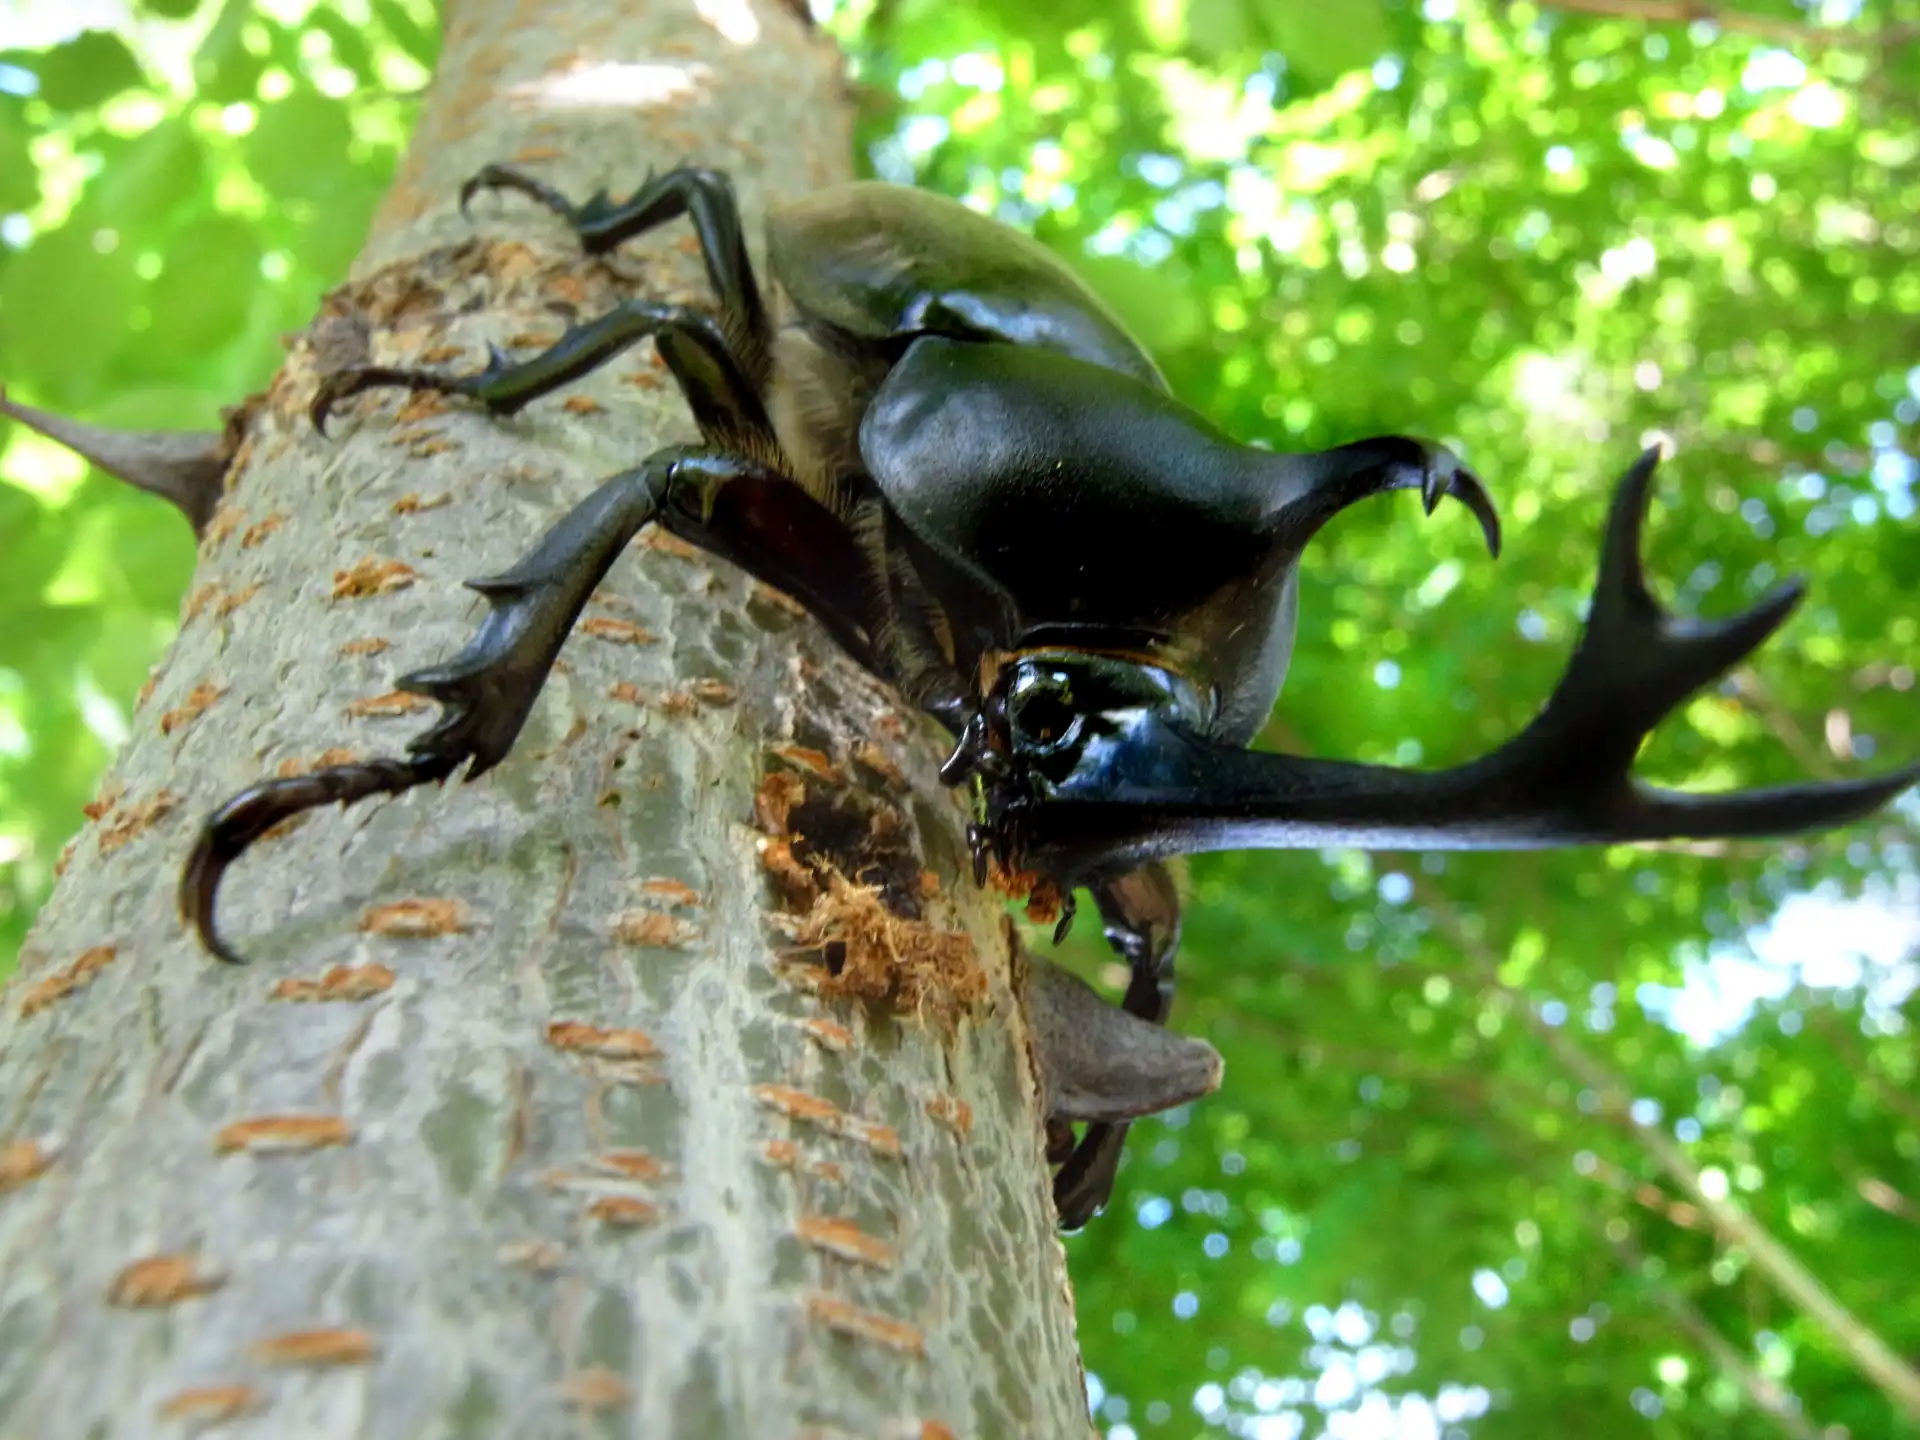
top-left (185, 444), bottom-right (887, 963)
top-left (312, 303), bottom-right (767, 438)
top-left (1050, 860), bottom-right (1185, 1227)
top-left (459, 162), bottom-right (771, 384)
top-left (995, 449), bottom-right (1919, 884)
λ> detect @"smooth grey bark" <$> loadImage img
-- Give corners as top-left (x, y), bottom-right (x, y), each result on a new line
top-left (0, 2), bottom-right (1091, 1436)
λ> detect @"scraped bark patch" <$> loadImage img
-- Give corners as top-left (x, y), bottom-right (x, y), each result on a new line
top-left (276, 748), bottom-right (362, 779)
top-left (547, 1020), bottom-right (657, 1061)
top-left (0, 1137), bottom-right (56, 1191)
top-left (587, 1195), bottom-right (662, 1227)
top-left (213, 1114), bottom-right (351, 1154)
top-left (642, 529), bottom-right (703, 560)
top-left (339, 636), bottom-right (391, 656)
top-left (580, 616), bottom-right (656, 646)
top-left (560, 1366), bottom-right (632, 1410)
top-left (159, 682), bottom-right (225, 735)
top-left (18, 944), bottom-right (117, 1016)
top-left (107, 1254), bottom-right (226, 1308)
top-left (271, 963), bottom-right (396, 1002)
top-left (361, 898), bottom-right (468, 938)
top-left (796, 1215), bottom-right (896, 1270)
top-left (499, 1239), bottom-right (566, 1272)
top-left (347, 691), bottom-right (433, 718)
top-left (158, 1387), bottom-right (265, 1423)
top-left (183, 581), bottom-right (262, 621)
top-left (803, 1293), bottom-right (926, 1356)
top-left (754, 1086), bottom-right (900, 1158)
top-left (251, 1329), bottom-right (377, 1367)
top-left (610, 910), bottom-right (697, 948)
top-left (924, 1094), bottom-right (973, 1138)
top-left (589, 1150), bottom-right (667, 1181)
top-left (98, 792), bottom-right (179, 853)
top-left (331, 557), bottom-right (418, 599)
top-left (771, 744), bottom-right (840, 781)
top-left (800, 1017), bottom-right (853, 1052)
top-left (639, 877), bottom-right (703, 906)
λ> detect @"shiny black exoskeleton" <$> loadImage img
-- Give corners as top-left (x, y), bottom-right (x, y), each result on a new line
top-left (181, 166), bottom-right (1917, 1228)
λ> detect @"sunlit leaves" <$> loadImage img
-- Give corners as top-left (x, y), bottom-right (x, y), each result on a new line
top-left (0, 0), bottom-right (427, 967)
top-left (19, 32), bottom-right (146, 113)
top-left (0, 224), bottom-right (142, 402)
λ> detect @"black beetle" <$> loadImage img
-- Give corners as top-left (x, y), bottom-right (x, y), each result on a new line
top-left (181, 167), bottom-right (1917, 1227)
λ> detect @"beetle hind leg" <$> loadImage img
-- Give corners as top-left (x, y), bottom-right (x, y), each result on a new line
top-left (185, 447), bottom-right (687, 963)
top-left (184, 443), bottom-right (905, 964)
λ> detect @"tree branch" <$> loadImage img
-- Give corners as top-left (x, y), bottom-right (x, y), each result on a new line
top-left (1420, 883), bottom-right (1920, 1422)
top-left (1537, 0), bottom-right (1920, 50)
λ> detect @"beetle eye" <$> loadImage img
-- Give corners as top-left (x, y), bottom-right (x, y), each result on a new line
top-left (1008, 671), bottom-right (1083, 755)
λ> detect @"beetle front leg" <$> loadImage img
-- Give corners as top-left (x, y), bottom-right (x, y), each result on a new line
top-left (459, 162), bottom-right (770, 381)
top-left (1051, 861), bottom-right (1184, 1228)
top-left (182, 445), bottom-right (879, 964)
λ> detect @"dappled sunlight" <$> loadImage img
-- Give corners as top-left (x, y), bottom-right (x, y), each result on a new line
top-left (511, 58), bottom-right (714, 110)
top-left (694, 0), bottom-right (761, 47)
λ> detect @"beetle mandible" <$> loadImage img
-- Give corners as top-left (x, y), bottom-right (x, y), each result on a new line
top-left (180, 167), bottom-right (1918, 1228)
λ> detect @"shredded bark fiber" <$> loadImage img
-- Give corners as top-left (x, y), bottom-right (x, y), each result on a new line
top-left (753, 762), bottom-right (986, 1032)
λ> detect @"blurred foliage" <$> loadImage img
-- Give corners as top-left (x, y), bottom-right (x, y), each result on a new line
top-left (2, 0), bottom-right (1918, 1436)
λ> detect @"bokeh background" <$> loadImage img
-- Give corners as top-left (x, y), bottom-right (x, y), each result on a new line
top-left (2, 1), bottom-right (1917, 1436)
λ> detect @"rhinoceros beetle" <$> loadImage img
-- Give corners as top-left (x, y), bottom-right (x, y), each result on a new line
top-left (181, 166), bottom-right (1917, 1228)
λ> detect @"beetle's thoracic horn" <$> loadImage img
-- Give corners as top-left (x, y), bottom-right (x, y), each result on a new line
top-left (1260, 434), bottom-right (1502, 559)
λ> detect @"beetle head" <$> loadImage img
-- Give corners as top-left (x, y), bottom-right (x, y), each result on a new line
top-left (941, 648), bottom-right (1213, 797)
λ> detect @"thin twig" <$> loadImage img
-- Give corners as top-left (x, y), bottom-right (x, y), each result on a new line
top-left (1606, 1227), bottom-right (1823, 1440)
top-left (1420, 880), bottom-right (1920, 1421)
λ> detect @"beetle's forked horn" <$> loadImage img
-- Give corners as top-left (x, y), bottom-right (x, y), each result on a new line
top-left (1006, 448), bottom-right (1917, 877)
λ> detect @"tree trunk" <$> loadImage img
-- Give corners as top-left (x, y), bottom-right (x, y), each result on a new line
top-left (0, 3), bottom-right (1090, 1435)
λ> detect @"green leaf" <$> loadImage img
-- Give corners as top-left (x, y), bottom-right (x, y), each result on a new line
top-left (1257, 0), bottom-right (1392, 85)
top-left (1062, 252), bottom-right (1206, 356)
top-left (1187, 0), bottom-right (1257, 62)
top-left (139, 0), bottom-right (203, 17)
top-left (307, 10), bottom-right (380, 87)
top-left (243, 86), bottom-right (356, 204)
top-left (88, 118), bottom-right (205, 226)
top-left (372, 0), bottom-right (440, 71)
top-left (0, 224), bottom-right (141, 404)
top-left (194, 0), bottom-right (266, 105)
top-left (0, 102), bottom-right (35, 212)
top-left (147, 214), bottom-right (263, 354)
top-left (25, 31), bottom-right (146, 112)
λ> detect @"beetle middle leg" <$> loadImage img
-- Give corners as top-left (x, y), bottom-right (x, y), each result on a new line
top-left (312, 302), bottom-right (769, 436)
top-left (1050, 861), bottom-right (1183, 1227)
top-left (182, 444), bottom-right (887, 964)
